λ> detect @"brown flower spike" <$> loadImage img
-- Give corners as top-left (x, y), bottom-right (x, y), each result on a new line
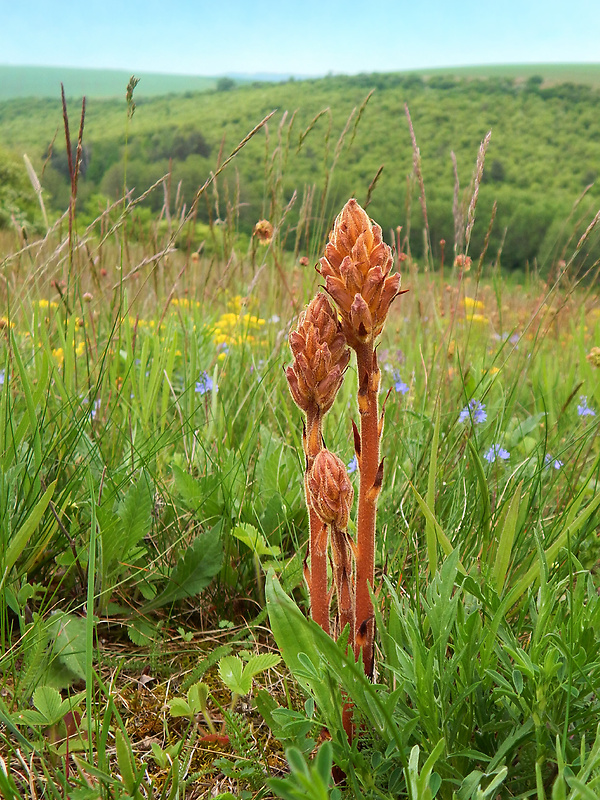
top-left (318, 199), bottom-right (401, 347)
top-left (286, 293), bottom-right (351, 634)
top-left (286, 293), bottom-right (350, 456)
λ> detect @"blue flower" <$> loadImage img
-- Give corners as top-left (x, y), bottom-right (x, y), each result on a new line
top-left (90, 399), bottom-right (101, 420)
top-left (347, 455), bottom-right (358, 474)
top-left (195, 371), bottom-right (215, 395)
top-left (484, 444), bottom-right (509, 463)
top-left (459, 399), bottom-right (487, 424)
top-left (577, 396), bottom-right (596, 417)
top-left (392, 370), bottom-right (409, 394)
top-left (0, 369), bottom-right (5, 386)
top-left (544, 454), bottom-right (563, 470)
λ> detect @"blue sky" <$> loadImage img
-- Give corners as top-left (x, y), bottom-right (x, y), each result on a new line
top-left (2, 0), bottom-right (599, 77)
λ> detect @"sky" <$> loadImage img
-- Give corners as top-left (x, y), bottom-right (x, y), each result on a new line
top-left (2, 0), bottom-right (599, 77)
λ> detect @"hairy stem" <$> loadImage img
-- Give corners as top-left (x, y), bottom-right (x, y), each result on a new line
top-left (354, 341), bottom-right (381, 675)
top-left (305, 408), bottom-right (330, 634)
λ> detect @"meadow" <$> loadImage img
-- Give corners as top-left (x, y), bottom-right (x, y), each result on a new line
top-left (0, 72), bottom-right (600, 799)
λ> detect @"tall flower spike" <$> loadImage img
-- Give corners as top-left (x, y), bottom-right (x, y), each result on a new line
top-left (286, 292), bottom-right (351, 420)
top-left (319, 199), bottom-right (401, 348)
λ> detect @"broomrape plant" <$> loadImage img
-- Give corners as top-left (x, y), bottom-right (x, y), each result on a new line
top-left (284, 198), bottom-right (402, 684)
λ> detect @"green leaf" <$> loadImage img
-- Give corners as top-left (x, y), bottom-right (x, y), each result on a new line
top-left (218, 655), bottom-right (249, 696)
top-left (144, 525), bottom-right (223, 611)
top-left (172, 464), bottom-right (224, 521)
top-left (2, 480), bottom-right (56, 580)
top-left (127, 617), bottom-right (158, 646)
top-left (242, 653), bottom-right (281, 681)
top-left (168, 698), bottom-right (192, 718)
top-left (232, 523), bottom-right (280, 557)
top-left (491, 480), bottom-right (523, 594)
top-left (46, 612), bottom-right (87, 683)
top-left (116, 471), bottom-right (153, 554)
top-left (32, 686), bottom-right (62, 725)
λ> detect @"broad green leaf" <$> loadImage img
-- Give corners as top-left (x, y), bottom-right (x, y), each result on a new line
top-left (32, 686), bottom-right (62, 724)
top-left (172, 464), bottom-right (224, 521)
top-left (127, 617), bottom-right (158, 646)
top-left (242, 653), bottom-right (281, 680)
top-left (232, 523), bottom-right (280, 557)
top-left (218, 655), bottom-right (249, 696)
top-left (168, 698), bottom-right (192, 718)
top-left (187, 681), bottom-right (210, 714)
top-left (144, 525), bottom-right (223, 611)
top-left (47, 612), bottom-right (87, 682)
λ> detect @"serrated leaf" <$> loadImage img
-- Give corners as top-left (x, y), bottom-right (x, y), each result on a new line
top-left (242, 653), bottom-right (281, 682)
top-left (15, 709), bottom-right (48, 726)
top-left (128, 617), bottom-right (158, 646)
top-left (232, 523), bottom-right (280, 557)
top-left (144, 525), bottom-right (223, 611)
top-left (116, 471), bottom-right (153, 553)
top-left (32, 686), bottom-right (62, 724)
top-left (172, 464), bottom-right (224, 520)
top-left (218, 655), bottom-right (249, 696)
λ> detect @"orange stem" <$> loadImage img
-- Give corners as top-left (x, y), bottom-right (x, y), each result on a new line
top-left (353, 341), bottom-right (380, 676)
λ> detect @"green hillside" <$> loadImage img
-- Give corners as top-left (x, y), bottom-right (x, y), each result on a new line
top-left (413, 62), bottom-right (600, 88)
top-left (2, 68), bottom-right (600, 271)
top-left (0, 65), bottom-right (219, 100)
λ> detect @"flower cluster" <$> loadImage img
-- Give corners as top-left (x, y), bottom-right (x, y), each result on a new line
top-left (459, 399), bottom-right (487, 424)
top-left (195, 371), bottom-right (216, 395)
top-left (484, 444), bottom-right (510, 463)
top-left (577, 396), bottom-right (596, 417)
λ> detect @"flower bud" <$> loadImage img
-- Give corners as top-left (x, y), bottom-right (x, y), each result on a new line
top-left (308, 449), bottom-right (354, 530)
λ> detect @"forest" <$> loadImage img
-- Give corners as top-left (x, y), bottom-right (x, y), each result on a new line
top-left (1, 70), bottom-right (600, 271)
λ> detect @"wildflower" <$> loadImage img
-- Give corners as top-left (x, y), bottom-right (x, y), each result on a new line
top-left (454, 254), bottom-right (472, 272)
top-left (463, 296), bottom-right (484, 312)
top-left (347, 455), bottom-right (358, 474)
top-left (90, 399), bottom-right (101, 420)
top-left (0, 369), bottom-right (5, 386)
top-left (484, 444), bottom-right (510, 463)
top-left (577, 396), bottom-right (596, 417)
top-left (317, 198), bottom-right (401, 348)
top-left (195, 371), bottom-right (216, 395)
top-left (253, 219), bottom-right (274, 245)
top-left (544, 454), bottom-right (563, 470)
top-left (459, 399), bottom-right (487, 424)
top-left (586, 347), bottom-right (600, 368)
top-left (466, 313), bottom-right (488, 324)
top-left (392, 370), bottom-right (409, 394)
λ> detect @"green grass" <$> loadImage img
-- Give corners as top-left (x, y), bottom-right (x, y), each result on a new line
top-left (0, 92), bottom-right (600, 798)
top-left (0, 65), bottom-right (220, 100)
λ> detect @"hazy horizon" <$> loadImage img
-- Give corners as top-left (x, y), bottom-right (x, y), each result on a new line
top-left (3, 0), bottom-right (599, 78)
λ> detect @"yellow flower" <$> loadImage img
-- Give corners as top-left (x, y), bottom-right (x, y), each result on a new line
top-left (52, 347), bottom-right (64, 367)
top-left (463, 296), bottom-right (484, 311)
top-left (466, 313), bottom-right (488, 324)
